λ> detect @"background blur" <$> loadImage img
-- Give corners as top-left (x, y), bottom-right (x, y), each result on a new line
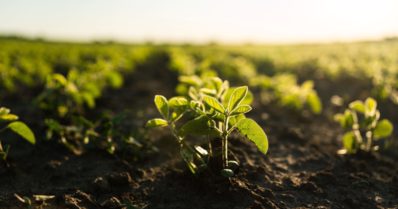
top-left (0, 0), bottom-right (397, 43)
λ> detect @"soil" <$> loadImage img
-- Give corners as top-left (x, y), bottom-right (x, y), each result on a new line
top-left (0, 55), bottom-right (397, 209)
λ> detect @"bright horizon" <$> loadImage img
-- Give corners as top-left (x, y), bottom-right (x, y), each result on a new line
top-left (0, 0), bottom-right (397, 43)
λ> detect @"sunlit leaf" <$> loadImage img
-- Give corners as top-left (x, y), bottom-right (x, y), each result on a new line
top-left (374, 119), bottom-right (393, 139)
top-left (0, 107), bottom-right (11, 115)
top-left (236, 118), bottom-right (268, 154)
top-left (209, 77), bottom-right (223, 91)
top-left (365, 97), bottom-right (377, 116)
top-left (307, 92), bottom-right (322, 114)
top-left (229, 114), bottom-right (246, 127)
top-left (230, 105), bottom-right (252, 115)
top-left (227, 86), bottom-right (248, 112)
top-left (179, 75), bottom-right (202, 87)
top-left (0, 114), bottom-right (18, 121)
top-left (334, 110), bottom-right (354, 129)
top-left (154, 95), bottom-right (169, 119)
top-left (342, 132), bottom-right (356, 153)
top-left (51, 73), bottom-right (68, 86)
top-left (349, 100), bottom-right (365, 113)
top-left (179, 116), bottom-right (219, 137)
top-left (169, 97), bottom-right (188, 109)
top-left (194, 145), bottom-right (208, 156)
top-left (200, 88), bottom-right (217, 96)
top-left (146, 118), bottom-right (168, 128)
top-left (7, 121), bottom-right (36, 144)
top-left (203, 95), bottom-right (224, 113)
top-left (188, 87), bottom-right (199, 100)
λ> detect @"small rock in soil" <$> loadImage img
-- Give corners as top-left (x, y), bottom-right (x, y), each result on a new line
top-left (92, 176), bottom-right (110, 192)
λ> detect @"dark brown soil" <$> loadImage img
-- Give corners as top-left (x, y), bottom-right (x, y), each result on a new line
top-left (0, 63), bottom-right (397, 209)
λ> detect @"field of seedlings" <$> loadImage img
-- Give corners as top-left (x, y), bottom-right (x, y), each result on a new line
top-left (0, 37), bottom-right (398, 209)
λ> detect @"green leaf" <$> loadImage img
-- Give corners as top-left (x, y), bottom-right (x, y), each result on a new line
top-left (220, 168), bottom-right (234, 177)
top-left (194, 145), bottom-right (208, 156)
top-left (0, 107), bottom-right (18, 121)
top-left (227, 86), bottom-right (248, 112)
top-left (188, 87), bottom-right (199, 100)
top-left (200, 88), bottom-right (217, 96)
top-left (179, 75), bottom-right (202, 87)
top-left (179, 116), bottom-right (219, 137)
top-left (146, 118), bottom-right (168, 128)
top-left (334, 110), bottom-right (354, 129)
top-left (154, 95), bottom-right (169, 119)
top-left (307, 92), bottom-right (322, 114)
top-left (203, 95), bottom-right (225, 113)
top-left (0, 114), bottom-right (19, 121)
top-left (223, 87), bottom-right (253, 106)
top-left (51, 73), bottom-right (68, 86)
top-left (7, 121), bottom-right (36, 144)
top-left (180, 146), bottom-right (197, 174)
top-left (230, 105), bottom-right (252, 115)
top-left (342, 132), bottom-right (356, 153)
top-left (209, 77), bottom-right (223, 91)
top-left (168, 97), bottom-right (188, 108)
top-left (349, 100), bottom-right (365, 113)
top-left (219, 80), bottom-right (230, 98)
top-left (0, 107), bottom-right (11, 115)
top-left (229, 114), bottom-right (246, 127)
top-left (365, 97), bottom-right (377, 116)
top-left (45, 119), bottom-right (62, 132)
top-left (236, 118), bottom-right (268, 154)
top-left (374, 119), bottom-right (393, 139)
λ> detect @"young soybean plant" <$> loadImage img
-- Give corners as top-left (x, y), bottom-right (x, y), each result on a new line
top-left (0, 107), bottom-right (35, 160)
top-left (147, 76), bottom-right (268, 177)
top-left (334, 97), bottom-right (393, 154)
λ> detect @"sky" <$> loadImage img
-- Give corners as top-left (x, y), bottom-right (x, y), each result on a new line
top-left (0, 0), bottom-right (397, 43)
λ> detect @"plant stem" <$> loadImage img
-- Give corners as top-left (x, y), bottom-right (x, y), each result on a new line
top-left (365, 124), bottom-right (376, 152)
top-left (365, 132), bottom-right (372, 152)
top-left (222, 116), bottom-right (230, 168)
top-left (169, 121), bottom-right (205, 165)
top-left (222, 133), bottom-right (228, 168)
top-left (351, 112), bottom-right (363, 148)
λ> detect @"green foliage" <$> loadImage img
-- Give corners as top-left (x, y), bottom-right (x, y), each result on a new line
top-left (0, 107), bottom-right (35, 160)
top-left (154, 95), bottom-right (169, 119)
top-left (45, 113), bottom-right (147, 156)
top-left (251, 74), bottom-right (322, 114)
top-left (146, 118), bottom-right (168, 128)
top-left (235, 118), bottom-right (268, 154)
top-left (36, 61), bottom-right (123, 118)
top-left (147, 76), bottom-right (268, 177)
top-left (334, 97), bottom-right (393, 154)
top-left (7, 122), bottom-right (36, 144)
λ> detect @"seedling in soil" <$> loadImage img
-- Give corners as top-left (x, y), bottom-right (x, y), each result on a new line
top-left (147, 76), bottom-right (268, 177)
top-left (0, 107), bottom-right (35, 160)
top-left (334, 97), bottom-right (393, 154)
top-left (250, 73), bottom-right (322, 114)
top-left (45, 114), bottom-right (146, 156)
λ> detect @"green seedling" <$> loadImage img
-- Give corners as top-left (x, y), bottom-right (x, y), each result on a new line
top-left (334, 97), bottom-right (393, 154)
top-left (0, 107), bottom-right (35, 160)
top-left (250, 73), bottom-right (322, 114)
top-left (147, 76), bottom-right (268, 177)
top-left (45, 113), bottom-right (147, 156)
